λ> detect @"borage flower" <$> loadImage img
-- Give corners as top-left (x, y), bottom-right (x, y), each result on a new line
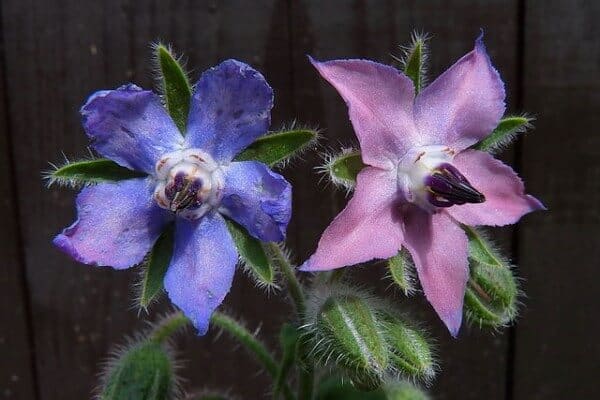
top-left (54, 60), bottom-right (292, 334)
top-left (302, 35), bottom-right (543, 336)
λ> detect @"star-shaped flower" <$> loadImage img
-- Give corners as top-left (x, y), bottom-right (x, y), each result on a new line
top-left (302, 35), bottom-right (544, 336)
top-left (54, 60), bottom-right (292, 334)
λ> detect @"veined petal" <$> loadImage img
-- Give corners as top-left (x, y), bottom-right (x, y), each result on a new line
top-left (310, 57), bottom-right (418, 169)
top-left (220, 161), bottom-right (292, 242)
top-left (185, 60), bottom-right (273, 162)
top-left (300, 167), bottom-right (403, 271)
top-left (446, 149), bottom-right (545, 226)
top-left (53, 178), bottom-right (171, 269)
top-left (164, 213), bottom-right (237, 335)
top-left (403, 207), bottom-right (468, 337)
top-left (413, 34), bottom-right (505, 151)
top-left (81, 84), bottom-right (183, 174)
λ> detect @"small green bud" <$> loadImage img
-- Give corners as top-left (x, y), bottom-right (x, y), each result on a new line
top-left (463, 227), bottom-right (519, 328)
top-left (99, 340), bottom-right (177, 400)
top-left (320, 149), bottom-right (365, 191)
top-left (387, 250), bottom-right (416, 296)
top-left (306, 286), bottom-right (388, 389)
top-left (380, 314), bottom-right (435, 381)
top-left (385, 381), bottom-right (430, 400)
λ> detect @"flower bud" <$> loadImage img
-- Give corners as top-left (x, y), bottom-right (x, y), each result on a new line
top-left (305, 286), bottom-right (388, 389)
top-left (385, 381), bottom-right (430, 400)
top-left (99, 340), bottom-right (178, 400)
top-left (464, 259), bottom-right (519, 328)
top-left (380, 314), bottom-right (435, 381)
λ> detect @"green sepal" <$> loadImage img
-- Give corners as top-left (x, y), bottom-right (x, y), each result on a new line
top-left (138, 224), bottom-right (175, 310)
top-left (463, 227), bottom-right (519, 328)
top-left (399, 32), bottom-right (429, 93)
top-left (100, 341), bottom-right (175, 400)
top-left (387, 250), bottom-right (416, 296)
top-left (45, 158), bottom-right (146, 188)
top-left (473, 115), bottom-right (534, 154)
top-left (274, 323), bottom-right (300, 397)
top-left (234, 128), bottom-right (318, 167)
top-left (322, 149), bottom-right (365, 190)
top-left (380, 314), bottom-right (435, 381)
top-left (225, 219), bottom-right (277, 289)
top-left (155, 44), bottom-right (192, 134)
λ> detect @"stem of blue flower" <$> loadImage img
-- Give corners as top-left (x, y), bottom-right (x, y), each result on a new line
top-left (262, 243), bottom-right (314, 400)
top-left (211, 311), bottom-right (296, 400)
top-left (263, 242), bottom-right (306, 315)
top-left (149, 311), bottom-right (190, 343)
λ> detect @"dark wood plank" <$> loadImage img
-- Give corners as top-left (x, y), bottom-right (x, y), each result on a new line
top-left (513, 1), bottom-right (600, 398)
top-left (0, 10), bottom-right (38, 397)
top-left (2, 0), bottom-right (294, 398)
top-left (289, 1), bottom-right (521, 399)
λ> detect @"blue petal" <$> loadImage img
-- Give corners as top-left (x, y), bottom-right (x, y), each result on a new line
top-left (220, 161), bottom-right (292, 242)
top-left (81, 84), bottom-right (183, 174)
top-left (164, 213), bottom-right (238, 335)
top-left (185, 60), bottom-right (273, 162)
top-left (53, 178), bottom-right (172, 269)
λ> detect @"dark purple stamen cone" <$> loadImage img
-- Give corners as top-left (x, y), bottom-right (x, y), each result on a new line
top-left (425, 163), bottom-right (485, 208)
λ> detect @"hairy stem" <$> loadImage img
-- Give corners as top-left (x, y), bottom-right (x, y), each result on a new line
top-left (264, 243), bottom-right (306, 315)
top-left (211, 312), bottom-right (295, 400)
top-left (150, 311), bottom-right (189, 343)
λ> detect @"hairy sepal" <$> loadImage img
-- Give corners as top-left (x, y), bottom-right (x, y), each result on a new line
top-left (138, 224), bottom-right (175, 310)
top-left (44, 158), bottom-right (145, 188)
top-left (394, 31), bottom-right (430, 93)
top-left (235, 126), bottom-right (319, 167)
top-left (225, 219), bottom-right (278, 290)
top-left (387, 250), bottom-right (417, 296)
top-left (319, 148), bottom-right (365, 191)
top-left (473, 115), bottom-right (534, 154)
top-left (153, 43), bottom-right (192, 134)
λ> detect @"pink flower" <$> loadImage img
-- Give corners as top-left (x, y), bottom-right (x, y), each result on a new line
top-left (301, 35), bottom-right (544, 336)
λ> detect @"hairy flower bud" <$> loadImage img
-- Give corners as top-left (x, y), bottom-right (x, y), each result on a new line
top-left (99, 340), bottom-right (178, 400)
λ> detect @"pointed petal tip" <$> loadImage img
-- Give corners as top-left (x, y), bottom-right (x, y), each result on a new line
top-left (528, 195), bottom-right (547, 211)
top-left (443, 309), bottom-right (463, 338)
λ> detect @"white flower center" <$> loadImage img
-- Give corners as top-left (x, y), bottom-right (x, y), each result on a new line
top-left (153, 149), bottom-right (224, 220)
top-left (396, 145), bottom-right (485, 210)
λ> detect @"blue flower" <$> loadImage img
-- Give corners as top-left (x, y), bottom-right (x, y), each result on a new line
top-left (54, 60), bottom-right (292, 334)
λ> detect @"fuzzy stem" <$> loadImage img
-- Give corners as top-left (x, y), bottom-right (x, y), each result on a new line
top-left (264, 243), bottom-right (306, 315)
top-left (150, 311), bottom-right (190, 343)
top-left (211, 312), bottom-right (295, 400)
top-left (262, 243), bottom-right (313, 399)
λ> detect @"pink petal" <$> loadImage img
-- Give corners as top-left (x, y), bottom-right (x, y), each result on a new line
top-left (403, 207), bottom-right (468, 337)
top-left (310, 57), bottom-right (418, 169)
top-left (300, 167), bottom-right (403, 271)
top-left (447, 150), bottom-right (545, 226)
top-left (414, 34), bottom-right (505, 151)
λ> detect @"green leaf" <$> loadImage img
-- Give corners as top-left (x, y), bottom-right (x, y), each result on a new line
top-left (234, 128), bottom-right (318, 166)
top-left (45, 158), bottom-right (146, 188)
top-left (463, 227), bottom-right (519, 328)
top-left (100, 341), bottom-right (175, 400)
top-left (400, 32), bottom-right (428, 93)
top-left (273, 324), bottom-right (300, 398)
top-left (473, 115), bottom-right (534, 153)
top-left (387, 250), bottom-right (416, 296)
top-left (155, 44), bottom-right (192, 134)
top-left (225, 219), bottom-right (277, 288)
top-left (322, 149), bottom-right (365, 190)
top-left (139, 224), bottom-right (175, 310)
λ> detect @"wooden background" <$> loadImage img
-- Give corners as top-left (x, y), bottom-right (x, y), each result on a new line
top-left (1, 0), bottom-right (598, 399)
